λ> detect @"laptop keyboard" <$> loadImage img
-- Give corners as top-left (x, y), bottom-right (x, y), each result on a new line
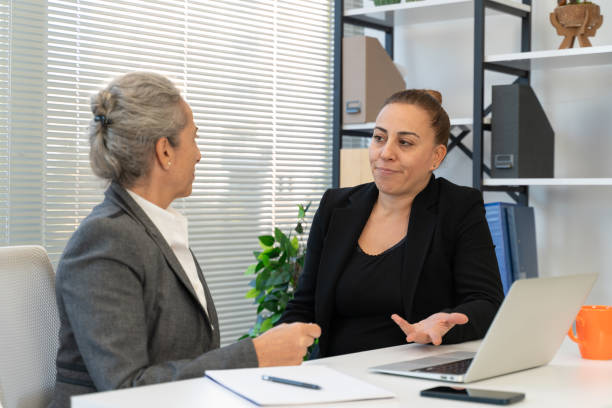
top-left (411, 358), bottom-right (473, 375)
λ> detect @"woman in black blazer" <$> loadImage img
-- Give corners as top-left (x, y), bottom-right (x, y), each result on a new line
top-left (280, 90), bottom-right (504, 358)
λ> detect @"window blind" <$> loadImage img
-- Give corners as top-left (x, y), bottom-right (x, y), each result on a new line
top-left (1, 0), bottom-right (46, 246)
top-left (0, 3), bottom-right (8, 244)
top-left (42, 0), bottom-right (334, 345)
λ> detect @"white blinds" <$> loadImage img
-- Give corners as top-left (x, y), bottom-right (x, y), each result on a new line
top-left (2, 1), bottom-right (46, 246)
top-left (2, 0), bottom-right (334, 346)
top-left (0, 3), bottom-right (8, 244)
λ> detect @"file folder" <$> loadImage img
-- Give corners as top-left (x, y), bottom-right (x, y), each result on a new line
top-left (485, 202), bottom-right (538, 295)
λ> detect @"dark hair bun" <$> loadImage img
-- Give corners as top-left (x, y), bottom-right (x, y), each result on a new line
top-left (424, 89), bottom-right (442, 104)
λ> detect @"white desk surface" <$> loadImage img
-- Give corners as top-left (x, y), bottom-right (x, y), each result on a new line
top-left (72, 338), bottom-right (612, 408)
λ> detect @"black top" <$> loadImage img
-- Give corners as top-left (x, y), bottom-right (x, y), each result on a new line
top-left (327, 237), bottom-right (407, 356)
top-left (279, 175), bottom-right (504, 358)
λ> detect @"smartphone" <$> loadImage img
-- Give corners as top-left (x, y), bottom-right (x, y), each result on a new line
top-left (421, 386), bottom-right (525, 405)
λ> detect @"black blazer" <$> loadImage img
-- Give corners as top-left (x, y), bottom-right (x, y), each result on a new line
top-left (279, 176), bottom-right (504, 358)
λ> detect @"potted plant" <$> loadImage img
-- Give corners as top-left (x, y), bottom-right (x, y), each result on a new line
top-left (240, 203), bottom-right (310, 338)
top-left (550, 0), bottom-right (603, 49)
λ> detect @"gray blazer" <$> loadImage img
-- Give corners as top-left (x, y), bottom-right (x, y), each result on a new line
top-left (49, 182), bottom-right (258, 408)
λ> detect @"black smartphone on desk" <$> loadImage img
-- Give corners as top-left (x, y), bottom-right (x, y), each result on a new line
top-left (421, 386), bottom-right (525, 405)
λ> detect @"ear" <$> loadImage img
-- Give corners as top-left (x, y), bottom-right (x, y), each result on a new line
top-left (431, 144), bottom-right (447, 170)
top-left (154, 137), bottom-right (174, 170)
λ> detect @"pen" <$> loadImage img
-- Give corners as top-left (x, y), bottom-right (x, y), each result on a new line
top-left (261, 375), bottom-right (322, 390)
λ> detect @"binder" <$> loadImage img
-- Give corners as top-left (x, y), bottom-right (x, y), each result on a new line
top-left (484, 202), bottom-right (514, 295)
top-left (484, 202), bottom-right (539, 296)
top-left (505, 205), bottom-right (538, 280)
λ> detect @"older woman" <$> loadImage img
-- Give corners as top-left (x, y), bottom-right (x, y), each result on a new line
top-left (279, 89), bottom-right (504, 358)
top-left (50, 72), bottom-right (320, 408)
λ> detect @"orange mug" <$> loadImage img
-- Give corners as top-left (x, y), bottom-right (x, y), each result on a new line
top-left (567, 305), bottom-right (612, 360)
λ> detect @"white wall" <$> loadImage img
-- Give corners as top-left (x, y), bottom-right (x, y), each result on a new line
top-left (393, 0), bottom-right (612, 304)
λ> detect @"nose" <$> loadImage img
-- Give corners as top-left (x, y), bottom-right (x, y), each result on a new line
top-left (380, 140), bottom-right (397, 160)
top-left (196, 147), bottom-right (202, 163)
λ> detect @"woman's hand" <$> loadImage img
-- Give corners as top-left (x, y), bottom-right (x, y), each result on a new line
top-left (252, 322), bottom-right (321, 366)
top-left (391, 312), bottom-right (468, 346)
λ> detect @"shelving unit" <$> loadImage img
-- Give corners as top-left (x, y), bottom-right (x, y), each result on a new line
top-left (476, 2), bottom-right (612, 201)
top-left (344, 117), bottom-right (474, 132)
top-left (484, 178), bottom-right (612, 186)
top-left (474, 0), bottom-right (532, 205)
top-left (334, 0), bottom-right (611, 196)
top-left (333, 0), bottom-right (501, 187)
top-left (344, 0), bottom-right (530, 22)
top-left (486, 45), bottom-right (612, 70)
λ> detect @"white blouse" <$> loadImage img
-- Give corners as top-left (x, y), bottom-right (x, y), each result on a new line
top-left (127, 190), bottom-right (209, 319)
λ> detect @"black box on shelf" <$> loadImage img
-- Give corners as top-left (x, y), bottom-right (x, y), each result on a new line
top-left (491, 84), bottom-right (554, 178)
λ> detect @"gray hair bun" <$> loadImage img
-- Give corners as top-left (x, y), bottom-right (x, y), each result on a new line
top-left (88, 72), bottom-right (186, 186)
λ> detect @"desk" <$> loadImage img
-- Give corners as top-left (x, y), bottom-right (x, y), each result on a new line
top-left (72, 338), bottom-right (612, 407)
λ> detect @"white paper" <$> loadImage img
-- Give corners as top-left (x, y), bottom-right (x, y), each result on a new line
top-left (205, 365), bottom-right (395, 406)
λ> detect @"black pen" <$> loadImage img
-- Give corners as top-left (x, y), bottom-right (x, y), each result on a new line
top-left (261, 375), bottom-right (322, 390)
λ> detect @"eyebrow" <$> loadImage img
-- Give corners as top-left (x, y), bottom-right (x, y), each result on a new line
top-left (374, 126), bottom-right (420, 138)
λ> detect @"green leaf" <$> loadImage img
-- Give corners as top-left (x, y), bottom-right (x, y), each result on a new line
top-left (255, 270), bottom-right (270, 290)
top-left (298, 204), bottom-right (305, 219)
top-left (258, 235), bottom-right (274, 248)
top-left (267, 272), bottom-right (286, 287)
top-left (260, 318), bottom-right (274, 333)
top-left (245, 287), bottom-right (260, 299)
top-left (274, 227), bottom-right (287, 243)
top-left (275, 228), bottom-right (291, 253)
top-left (289, 237), bottom-right (299, 256)
top-left (295, 222), bottom-right (303, 234)
top-left (258, 253), bottom-right (270, 267)
top-left (245, 264), bottom-right (257, 275)
top-left (278, 295), bottom-right (289, 310)
top-left (262, 246), bottom-right (281, 259)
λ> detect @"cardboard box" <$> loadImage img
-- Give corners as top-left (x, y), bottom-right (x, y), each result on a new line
top-left (340, 148), bottom-right (374, 187)
top-left (343, 36), bottom-right (406, 124)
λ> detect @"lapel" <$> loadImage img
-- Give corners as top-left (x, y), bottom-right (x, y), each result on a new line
top-left (315, 183), bottom-right (378, 339)
top-left (106, 183), bottom-right (212, 322)
top-left (193, 250), bottom-right (220, 345)
top-left (400, 175), bottom-right (439, 319)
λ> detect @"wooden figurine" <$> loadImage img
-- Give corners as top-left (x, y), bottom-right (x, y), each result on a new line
top-left (550, 0), bottom-right (603, 49)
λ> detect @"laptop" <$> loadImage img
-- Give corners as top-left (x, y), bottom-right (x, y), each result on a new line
top-left (369, 273), bottom-right (597, 383)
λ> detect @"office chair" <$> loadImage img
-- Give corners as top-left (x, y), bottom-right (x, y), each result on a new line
top-left (0, 246), bottom-right (59, 408)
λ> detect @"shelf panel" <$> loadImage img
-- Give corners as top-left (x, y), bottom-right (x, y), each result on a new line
top-left (344, 0), bottom-right (530, 24)
top-left (486, 45), bottom-right (612, 71)
top-left (484, 178), bottom-right (612, 186)
top-left (343, 117), bottom-right (473, 132)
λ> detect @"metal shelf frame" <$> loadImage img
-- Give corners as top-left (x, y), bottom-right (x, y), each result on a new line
top-left (473, 0), bottom-right (532, 206)
top-left (332, 0), bottom-right (476, 188)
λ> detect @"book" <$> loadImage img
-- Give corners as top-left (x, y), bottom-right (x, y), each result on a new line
top-left (505, 205), bottom-right (538, 280)
top-left (484, 202), bottom-right (514, 295)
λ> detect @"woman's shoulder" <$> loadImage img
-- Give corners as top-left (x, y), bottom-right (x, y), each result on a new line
top-left (435, 177), bottom-right (482, 204)
top-left (320, 182), bottom-right (377, 210)
top-left (59, 199), bottom-right (153, 271)
top-left (78, 198), bottom-right (146, 240)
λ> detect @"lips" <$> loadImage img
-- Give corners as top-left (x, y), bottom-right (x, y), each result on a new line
top-left (375, 167), bottom-right (398, 175)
